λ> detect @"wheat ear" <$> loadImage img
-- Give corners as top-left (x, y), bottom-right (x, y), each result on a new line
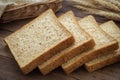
top-left (105, 0), bottom-right (120, 8)
top-left (69, 0), bottom-right (97, 8)
top-left (93, 0), bottom-right (120, 12)
top-left (74, 5), bottom-right (120, 21)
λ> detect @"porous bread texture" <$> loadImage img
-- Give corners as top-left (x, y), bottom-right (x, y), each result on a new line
top-left (4, 9), bottom-right (74, 74)
top-left (85, 21), bottom-right (120, 72)
top-left (38, 11), bottom-right (95, 75)
top-left (62, 15), bottom-right (119, 74)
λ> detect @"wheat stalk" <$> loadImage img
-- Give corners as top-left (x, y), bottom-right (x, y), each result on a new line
top-left (68, 0), bottom-right (97, 8)
top-left (70, 0), bottom-right (120, 12)
top-left (105, 0), bottom-right (120, 8)
top-left (74, 5), bottom-right (120, 21)
top-left (93, 0), bottom-right (120, 12)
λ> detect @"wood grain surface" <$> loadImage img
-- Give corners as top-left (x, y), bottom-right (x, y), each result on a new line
top-left (0, 0), bottom-right (120, 80)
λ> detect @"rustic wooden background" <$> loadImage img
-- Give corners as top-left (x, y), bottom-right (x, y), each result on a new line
top-left (0, 0), bottom-right (120, 80)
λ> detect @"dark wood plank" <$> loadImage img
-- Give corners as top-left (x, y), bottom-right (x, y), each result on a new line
top-left (0, 30), bottom-right (14, 58)
top-left (0, 38), bottom-right (5, 48)
top-left (0, 18), bottom-right (32, 32)
top-left (0, 56), bottom-right (76, 80)
top-left (68, 65), bottom-right (120, 80)
top-left (0, 0), bottom-right (120, 80)
top-left (0, 30), bottom-right (12, 38)
top-left (0, 45), bottom-right (13, 58)
top-left (96, 65), bottom-right (120, 79)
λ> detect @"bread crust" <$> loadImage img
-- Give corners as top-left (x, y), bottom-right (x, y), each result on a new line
top-left (38, 11), bottom-right (95, 75)
top-left (21, 35), bottom-right (74, 74)
top-left (85, 21), bottom-right (120, 72)
top-left (39, 39), bottom-right (95, 75)
top-left (62, 41), bottom-right (118, 74)
top-left (62, 16), bottom-right (119, 74)
top-left (85, 52), bottom-right (120, 72)
top-left (4, 9), bottom-right (74, 74)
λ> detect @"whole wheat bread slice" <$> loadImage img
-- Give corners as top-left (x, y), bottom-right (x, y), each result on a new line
top-left (85, 21), bottom-right (120, 72)
top-left (62, 15), bottom-right (119, 74)
top-left (38, 11), bottom-right (95, 75)
top-left (4, 9), bottom-right (74, 74)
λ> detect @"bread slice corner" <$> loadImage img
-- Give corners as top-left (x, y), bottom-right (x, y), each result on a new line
top-left (85, 21), bottom-right (120, 72)
top-left (38, 11), bottom-right (95, 75)
top-left (4, 9), bottom-right (74, 74)
top-left (61, 15), bottom-right (119, 74)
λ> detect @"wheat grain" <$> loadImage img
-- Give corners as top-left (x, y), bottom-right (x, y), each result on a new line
top-left (105, 0), bottom-right (120, 8)
top-left (74, 5), bottom-right (120, 21)
top-left (93, 0), bottom-right (120, 12)
top-left (69, 0), bottom-right (96, 8)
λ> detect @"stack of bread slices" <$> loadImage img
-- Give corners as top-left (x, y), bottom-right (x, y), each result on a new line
top-left (4, 9), bottom-right (120, 75)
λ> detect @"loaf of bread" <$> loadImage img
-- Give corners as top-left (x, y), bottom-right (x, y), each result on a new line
top-left (0, 0), bottom-right (63, 23)
top-left (85, 21), bottom-right (120, 72)
top-left (62, 15), bottom-right (119, 74)
top-left (38, 11), bottom-right (95, 75)
top-left (4, 9), bottom-right (74, 74)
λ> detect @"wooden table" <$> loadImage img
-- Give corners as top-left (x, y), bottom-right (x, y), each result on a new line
top-left (0, 1), bottom-right (120, 80)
